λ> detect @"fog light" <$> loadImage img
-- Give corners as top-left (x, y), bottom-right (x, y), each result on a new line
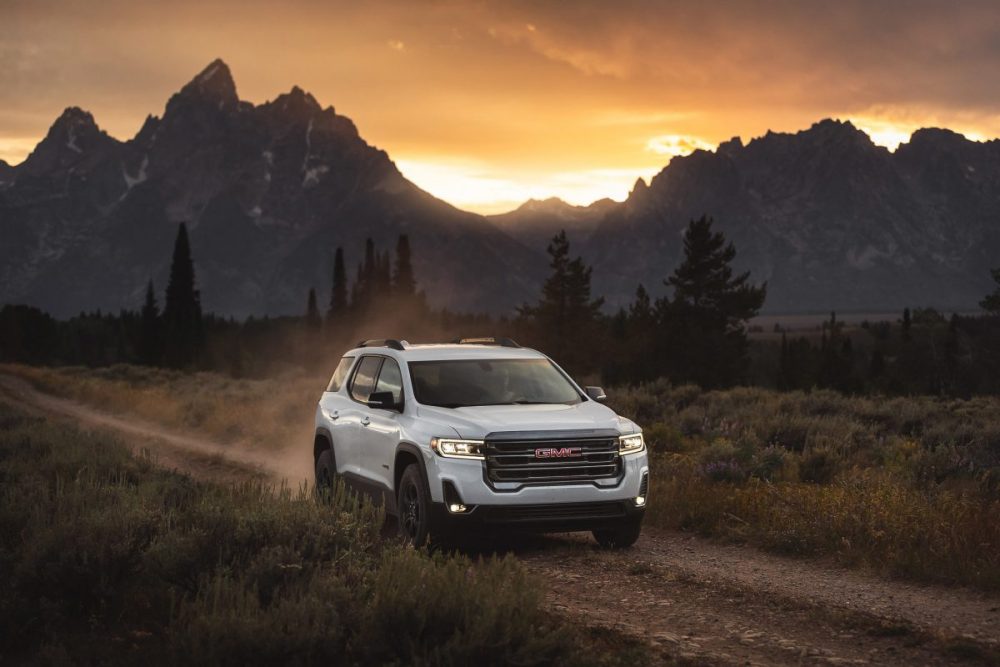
top-left (448, 503), bottom-right (468, 513)
top-left (634, 496), bottom-right (646, 507)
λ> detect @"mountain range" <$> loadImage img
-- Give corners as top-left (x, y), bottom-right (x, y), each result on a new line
top-left (493, 122), bottom-right (1000, 314)
top-left (2, 59), bottom-right (999, 318)
top-left (0, 60), bottom-right (542, 318)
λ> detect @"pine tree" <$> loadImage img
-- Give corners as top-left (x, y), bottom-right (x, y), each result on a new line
top-left (305, 288), bottom-right (322, 329)
top-left (327, 247), bottom-right (348, 321)
top-left (162, 223), bottom-right (203, 368)
top-left (981, 269), bottom-right (1000, 315)
top-left (656, 216), bottom-right (766, 388)
top-left (393, 234), bottom-right (417, 296)
top-left (623, 284), bottom-right (656, 381)
top-left (376, 250), bottom-right (392, 296)
top-left (138, 279), bottom-right (161, 365)
top-left (519, 230), bottom-right (603, 373)
top-left (353, 238), bottom-right (377, 308)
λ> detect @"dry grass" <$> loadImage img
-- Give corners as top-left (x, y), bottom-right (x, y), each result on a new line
top-left (613, 381), bottom-right (1000, 589)
top-left (0, 402), bottom-right (651, 665)
top-left (5, 364), bottom-right (999, 589)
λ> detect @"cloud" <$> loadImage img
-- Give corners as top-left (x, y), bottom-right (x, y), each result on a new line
top-left (645, 135), bottom-right (715, 157)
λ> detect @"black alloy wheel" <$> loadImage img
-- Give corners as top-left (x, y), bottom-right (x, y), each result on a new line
top-left (397, 464), bottom-right (431, 546)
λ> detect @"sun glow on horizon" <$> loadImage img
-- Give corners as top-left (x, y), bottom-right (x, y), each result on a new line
top-left (395, 158), bottom-right (664, 215)
top-left (851, 116), bottom-right (990, 152)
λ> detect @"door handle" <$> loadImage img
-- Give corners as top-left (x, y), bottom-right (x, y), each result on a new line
top-left (361, 416), bottom-right (371, 426)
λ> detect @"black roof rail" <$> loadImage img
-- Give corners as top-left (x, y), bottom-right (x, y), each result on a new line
top-left (450, 337), bottom-right (521, 348)
top-left (357, 339), bottom-right (406, 351)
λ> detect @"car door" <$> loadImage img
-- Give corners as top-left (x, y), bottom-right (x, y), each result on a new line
top-left (358, 356), bottom-right (404, 495)
top-left (318, 355), bottom-right (357, 475)
top-left (339, 355), bottom-right (383, 476)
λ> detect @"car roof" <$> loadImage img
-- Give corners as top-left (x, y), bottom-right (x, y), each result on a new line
top-left (346, 343), bottom-right (547, 362)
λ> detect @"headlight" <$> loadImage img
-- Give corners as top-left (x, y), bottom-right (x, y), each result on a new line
top-left (619, 433), bottom-right (645, 455)
top-left (430, 437), bottom-right (485, 460)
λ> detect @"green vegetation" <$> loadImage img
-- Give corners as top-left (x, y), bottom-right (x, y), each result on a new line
top-left (648, 215), bottom-right (767, 388)
top-left (0, 402), bottom-right (648, 665)
top-left (7, 363), bottom-right (1000, 591)
top-left (612, 381), bottom-right (1000, 589)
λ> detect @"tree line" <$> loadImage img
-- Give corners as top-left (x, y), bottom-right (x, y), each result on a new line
top-left (2, 216), bottom-right (1000, 396)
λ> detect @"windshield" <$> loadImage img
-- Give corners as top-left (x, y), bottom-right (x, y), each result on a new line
top-left (409, 358), bottom-right (583, 408)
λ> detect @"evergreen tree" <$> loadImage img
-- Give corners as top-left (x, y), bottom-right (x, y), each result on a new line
top-left (393, 234), bottom-right (417, 296)
top-left (981, 268), bottom-right (1000, 315)
top-left (519, 230), bottom-right (603, 373)
top-left (376, 250), bottom-right (392, 296)
top-left (327, 247), bottom-right (348, 321)
top-left (352, 238), bottom-right (377, 308)
top-left (138, 279), bottom-right (161, 365)
top-left (624, 284), bottom-right (656, 382)
top-left (305, 288), bottom-right (322, 330)
top-left (162, 223), bottom-right (203, 367)
top-left (656, 216), bottom-right (766, 388)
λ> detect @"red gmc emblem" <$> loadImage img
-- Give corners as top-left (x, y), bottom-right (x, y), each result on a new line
top-left (535, 446), bottom-right (583, 459)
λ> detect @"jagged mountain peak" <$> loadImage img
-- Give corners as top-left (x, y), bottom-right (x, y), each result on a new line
top-left (18, 106), bottom-right (118, 175)
top-left (54, 106), bottom-right (97, 127)
top-left (517, 197), bottom-right (571, 212)
top-left (185, 58), bottom-right (236, 99)
top-left (906, 126), bottom-right (972, 148)
top-left (264, 85), bottom-right (325, 123)
top-left (166, 58), bottom-right (238, 113)
top-left (716, 136), bottom-right (743, 156)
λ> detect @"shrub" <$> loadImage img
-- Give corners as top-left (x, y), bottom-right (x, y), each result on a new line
top-left (0, 404), bottom-right (629, 665)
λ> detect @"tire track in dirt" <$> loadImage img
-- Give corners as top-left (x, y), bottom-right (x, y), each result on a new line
top-left (3, 374), bottom-right (998, 666)
top-left (514, 532), bottom-right (999, 665)
top-left (0, 375), bottom-right (313, 486)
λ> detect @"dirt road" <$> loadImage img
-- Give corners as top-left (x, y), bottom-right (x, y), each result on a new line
top-left (3, 375), bottom-right (998, 666)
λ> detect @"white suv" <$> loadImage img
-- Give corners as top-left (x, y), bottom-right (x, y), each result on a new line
top-left (313, 338), bottom-right (649, 548)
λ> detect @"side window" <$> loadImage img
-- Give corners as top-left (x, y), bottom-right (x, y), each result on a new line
top-left (374, 358), bottom-right (404, 406)
top-left (349, 356), bottom-right (382, 403)
top-left (326, 356), bottom-right (355, 392)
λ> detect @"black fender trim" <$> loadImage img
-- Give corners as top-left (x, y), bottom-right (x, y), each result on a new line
top-left (314, 428), bottom-right (334, 465)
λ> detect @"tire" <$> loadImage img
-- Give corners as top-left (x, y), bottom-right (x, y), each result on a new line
top-left (396, 463), bottom-right (432, 547)
top-left (315, 448), bottom-right (336, 497)
top-left (593, 517), bottom-right (643, 549)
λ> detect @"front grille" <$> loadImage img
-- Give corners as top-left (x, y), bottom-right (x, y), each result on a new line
top-left (484, 435), bottom-right (621, 485)
top-left (483, 501), bottom-right (626, 523)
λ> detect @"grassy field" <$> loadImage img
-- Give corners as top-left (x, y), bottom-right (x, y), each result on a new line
top-left (5, 363), bottom-right (1000, 590)
top-left (617, 381), bottom-right (1000, 589)
top-left (0, 401), bottom-right (651, 665)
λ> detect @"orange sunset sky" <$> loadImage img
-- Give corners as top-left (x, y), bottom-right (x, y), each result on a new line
top-left (3, 0), bottom-right (999, 213)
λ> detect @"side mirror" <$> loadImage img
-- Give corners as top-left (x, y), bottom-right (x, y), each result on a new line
top-left (368, 391), bottom-right (401, 411)
top-left (585, 386), bottom-right (607, 402)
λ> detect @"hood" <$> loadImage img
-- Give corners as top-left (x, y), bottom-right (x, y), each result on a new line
top-left (414, 400), bottom-right (636, 440)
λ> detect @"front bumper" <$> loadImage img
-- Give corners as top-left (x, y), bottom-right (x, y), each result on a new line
top-left (425, 449), bottom-right (649, 534)
top-left (430, 497), bottom-right (646, 534)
